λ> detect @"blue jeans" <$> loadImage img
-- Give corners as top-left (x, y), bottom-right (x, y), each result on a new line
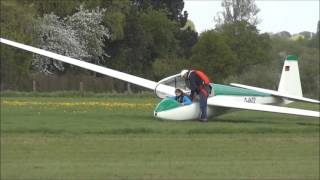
top-left (199, 92), bottom-right (208, 119)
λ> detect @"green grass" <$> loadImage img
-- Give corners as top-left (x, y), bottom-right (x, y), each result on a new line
top-left (1, 96), bottom-right (319, 180)
top-left (0, 90), bottom-right (155, 98)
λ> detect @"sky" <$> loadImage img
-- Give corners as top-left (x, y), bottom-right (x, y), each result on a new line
top-left (183, 0), bottom-right (320, 34)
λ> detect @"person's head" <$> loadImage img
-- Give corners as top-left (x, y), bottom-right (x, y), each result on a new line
top-left (180, 69), bottom-right (188, 79)
top-left (175, 89), bottom-right (183, 96)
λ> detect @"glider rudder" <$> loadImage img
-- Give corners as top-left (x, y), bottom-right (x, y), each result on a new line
top-left (278, 55), bottom-right (303, 97)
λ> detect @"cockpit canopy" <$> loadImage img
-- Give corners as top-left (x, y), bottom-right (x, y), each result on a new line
top-left (155, 74), bottom-right (190, 98)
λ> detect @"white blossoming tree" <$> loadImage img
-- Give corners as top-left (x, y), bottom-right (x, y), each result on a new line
top-left (33, 5), bottom-right (109, 74)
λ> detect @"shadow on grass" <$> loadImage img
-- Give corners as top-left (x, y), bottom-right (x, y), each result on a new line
top-left (3, 126), bottom-right (319, 135)
top-left (212, 118), bottom-right (319, 127)
top-left (186, 126), bottom-right (319, 135)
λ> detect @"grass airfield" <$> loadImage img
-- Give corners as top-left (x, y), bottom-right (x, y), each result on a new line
top-left (1, 95), bottom-right (319, 180)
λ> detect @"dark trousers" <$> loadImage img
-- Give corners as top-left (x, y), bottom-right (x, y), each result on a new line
top-left (199, 91), bottom-right (208, 119)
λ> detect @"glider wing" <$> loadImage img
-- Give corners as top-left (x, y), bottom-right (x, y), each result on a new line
top-left (0, 38), bottom-right (176, 96)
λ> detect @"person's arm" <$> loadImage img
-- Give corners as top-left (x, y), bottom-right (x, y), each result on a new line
top-left (182, 96), bottom-right (192, 105)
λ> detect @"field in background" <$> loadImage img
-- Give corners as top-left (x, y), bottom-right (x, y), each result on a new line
top-left (1, 95), bottom-right (319, 180)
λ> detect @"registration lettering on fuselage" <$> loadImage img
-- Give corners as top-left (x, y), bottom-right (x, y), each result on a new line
top-left (244, 97), bottom-right (256, 103)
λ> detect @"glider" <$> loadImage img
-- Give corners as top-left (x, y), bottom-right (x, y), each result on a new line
top-left (1, 38), bottom-right (319, 120)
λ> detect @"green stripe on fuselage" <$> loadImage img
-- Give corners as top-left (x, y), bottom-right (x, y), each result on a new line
top-left (154, 98), bottom-right (180, 112)
top-left (286, 55), bottom-right (298, 61)
top-left (213, 84), bottom-right (271, 97)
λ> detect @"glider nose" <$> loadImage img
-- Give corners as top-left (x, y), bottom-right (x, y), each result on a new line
top-left (154, 98), bottom-right (180, 119)
top-left (154, 98), bottom-right (180, 113)
top-left (153, 98), bottom-right (201, 120)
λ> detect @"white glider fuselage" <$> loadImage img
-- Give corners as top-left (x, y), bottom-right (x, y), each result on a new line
top-left (154, 85), bottom-right (283, 120)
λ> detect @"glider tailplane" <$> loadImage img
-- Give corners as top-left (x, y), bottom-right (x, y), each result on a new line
top-left (278, 55), bottom-right (302, 97)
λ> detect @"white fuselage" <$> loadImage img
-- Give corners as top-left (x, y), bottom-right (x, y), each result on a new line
top-left (154, 95), bottom-right (285, 120)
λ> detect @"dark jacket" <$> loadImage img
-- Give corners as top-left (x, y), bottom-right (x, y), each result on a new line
top-left (187, 71), bottom-right (204, 98)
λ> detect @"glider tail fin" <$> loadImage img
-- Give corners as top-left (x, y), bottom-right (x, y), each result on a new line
top-left (278, 55), bottom-right (303, 97)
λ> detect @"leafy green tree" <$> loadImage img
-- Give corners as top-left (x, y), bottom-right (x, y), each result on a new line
top-left (32, 0), bottom-right (81, 17)
top-left (299, 48), bottom-right (319, 99)
top-left (176, 19), bottom-right (198, 59)
top-left (140, 9), bottom-right (179, 58)
top-left (247, 31), bottom-right (319, 98)
top-left (106, 9), bottom-right (178, 78)
top-left (152, 57), bottom-right (189, 80)
top-left (273, 31), bottom-right (291, 40)
top-left (154, 0), bottom-right (187, 27)
top-left (106, 10), bottom-right (152, 77)
top-left (106, 9), bottom-right (151, 78)
top-left (299, 31), bottom-right (314, 40)
top-left (190, 31), bottom-right (237, 83)
top-left (308, 20), bottom-right (319, 48)
top-left (223, 62), bottom-right (279, 89)
top-left (131, 0), bottom-right (187, 26)
top-left (271, 34), bottom-right (308, 60)
top-left (175, 28), bottom-right (198, 58)
top-left (1, 0), bottom-right (36, 90)
top-left (103, 0), bottom-right (193, 80)
top-left (217, 21), bottom-right (272, 73)
top-left (215, 0), bottom-right (260, 26)
top-left (102, 0), bottom-right (130, 41)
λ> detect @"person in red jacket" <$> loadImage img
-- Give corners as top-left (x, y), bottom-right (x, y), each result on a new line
top-left (180, 69), bottom-right (212, 122)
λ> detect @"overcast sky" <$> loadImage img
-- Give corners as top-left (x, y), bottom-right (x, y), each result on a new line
top-left (184, 0), bottom-right (319, 34)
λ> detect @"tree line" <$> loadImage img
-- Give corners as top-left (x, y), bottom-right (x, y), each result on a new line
top-left (1, 0), bottom-right (319, 98)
